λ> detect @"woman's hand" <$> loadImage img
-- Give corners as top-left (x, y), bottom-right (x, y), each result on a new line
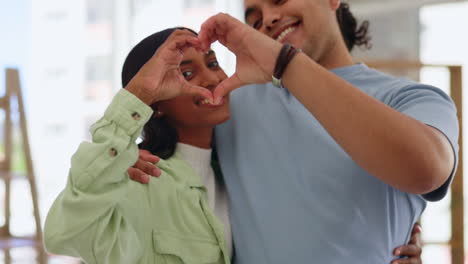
top-left (392, 223), bottom-right (423, 264)
top-left (198, 13), bottom-right (283, 103)
top-left (126, 30), bottom-right (214, 105)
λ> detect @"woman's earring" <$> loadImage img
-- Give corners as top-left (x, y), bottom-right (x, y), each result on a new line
top-left (155, 110), bottom-right (163, 118)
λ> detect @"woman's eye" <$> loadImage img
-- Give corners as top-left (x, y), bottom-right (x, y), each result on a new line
top-left (275, 0), bottom-right (285, 4)
top-left (208, 60), bottom-right (219, 68)
top-left (182, 70), bottom-right (193, 79)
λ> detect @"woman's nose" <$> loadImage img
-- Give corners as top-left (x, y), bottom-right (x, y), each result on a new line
top-left (201, 72), bottom-right (221, 91)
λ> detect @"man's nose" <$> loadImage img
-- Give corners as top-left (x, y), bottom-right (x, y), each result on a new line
top-left (263, 8), bottom-right (281, 32)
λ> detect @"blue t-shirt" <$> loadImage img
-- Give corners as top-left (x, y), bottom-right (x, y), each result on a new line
top-left (215, 64), bottom-right (458, 264)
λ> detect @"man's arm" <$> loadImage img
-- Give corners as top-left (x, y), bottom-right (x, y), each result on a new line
top-left (282, 54), bottom-right (456, 194)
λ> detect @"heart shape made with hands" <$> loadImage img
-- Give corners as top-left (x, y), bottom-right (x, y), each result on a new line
top-left (128, 13), bottom-right (281, 106)
top-left (194, 13), bottom-right (283, 104)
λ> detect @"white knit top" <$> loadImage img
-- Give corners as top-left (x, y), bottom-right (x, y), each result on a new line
top-left (175, 143), bottom-right (232, 258)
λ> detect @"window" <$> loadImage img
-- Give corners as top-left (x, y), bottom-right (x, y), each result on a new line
top-left (85, 55), bottom-right (113, 101)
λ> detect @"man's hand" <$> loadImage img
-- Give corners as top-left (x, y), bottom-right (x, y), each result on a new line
top-left (128, 149), bottom-right (161, 184)
top-left (198, 13), bottom-right (283, 104)
top-left (392, 223), bottom-right (423, 264)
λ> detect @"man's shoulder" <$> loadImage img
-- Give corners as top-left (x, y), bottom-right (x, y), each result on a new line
top-left (347, 65), bottom-right (439, 100)
top-left (353, 65), bottom-right (415, 88)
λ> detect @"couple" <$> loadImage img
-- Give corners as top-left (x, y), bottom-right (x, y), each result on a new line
top-left (45, 0), bottom-right (458, 263)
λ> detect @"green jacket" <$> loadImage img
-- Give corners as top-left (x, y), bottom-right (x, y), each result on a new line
top-left (44, 89), bottom-right (230, 264)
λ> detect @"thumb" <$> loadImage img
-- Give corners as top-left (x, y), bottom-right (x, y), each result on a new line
top-left (175, 74), bottom-right (213, 101)
top-left (185, 83), bottom-right (214, 102)
top-left (213, 73), bottom-right (243, 104)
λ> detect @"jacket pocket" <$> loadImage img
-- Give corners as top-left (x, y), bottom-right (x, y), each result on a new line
top-left (152, 230), bottom-right (222, 264)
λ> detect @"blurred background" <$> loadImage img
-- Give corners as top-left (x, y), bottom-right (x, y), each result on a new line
top-left (0, 0), bottom-right (466, 263)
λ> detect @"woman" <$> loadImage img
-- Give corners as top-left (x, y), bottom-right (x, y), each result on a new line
top-left (44, 27), bottom-right (232, 264)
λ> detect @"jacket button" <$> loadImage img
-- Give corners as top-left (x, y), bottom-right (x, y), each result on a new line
top-left (109, 148), bottom-right (118, 157)
top-left (132, 112), bottom-right (141, 121)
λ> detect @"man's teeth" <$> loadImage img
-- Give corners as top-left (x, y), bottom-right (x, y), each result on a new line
top-left (276, 26), bottom-right (296, 42)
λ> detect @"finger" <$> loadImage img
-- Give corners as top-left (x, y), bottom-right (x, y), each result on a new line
top-left (171, 29), bottom-right (198, 37)
top-left (198, 21), bottom-right (213, 50)
top-left (213, 74), bottom-right (243, 104)
top-left (153, 31), bottom-right (201, 61)
top-left (199, 13), bottom-right (241, 50)
top-left (170, 30), bottom-right (200, 46)
top-left (147, 31), bottom-right (199, 63)
top-left (409, 232), bottom-right (422, 248)
top-left (167, 35), bottom-right (201, 54)
top-left (133, 159), bottom-right (161, 177)
top-left (127, 167), bottom-right (150, 184)
top-left (394, 245), bottom-right (422, 257)
top-left (175, 37), bottom-right (202, 52)
top-left (199, 14), bottom-right (223, 51)
top-left (411, 223), bottom-right (422, 236)
top-left (167, 29), bottom-right (199, 44)
top-left (188, 86), bottom-right (214, 101)
top-left (178, 75), bottom-right (214, 101)
top-left (139, 149), bottom-right (160, 164)
top-left (409, 224), bottom-right (423, 247)
top-left (391, 258), bottom-right (420, 264)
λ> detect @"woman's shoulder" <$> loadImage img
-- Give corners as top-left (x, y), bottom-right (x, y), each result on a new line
top-left (157, 154), bottom-right (191, 176)
top-left (155, 153), bottom-right (204, 187)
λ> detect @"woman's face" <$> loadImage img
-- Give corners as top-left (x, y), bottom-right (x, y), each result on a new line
top-left (244, 0), bottom-right (341, 62)
top-left (156, 47), bottom-right (230, 130)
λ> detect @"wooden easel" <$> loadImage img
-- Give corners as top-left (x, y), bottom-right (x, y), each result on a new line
top-left (0, 68), bottom-right (46, 264)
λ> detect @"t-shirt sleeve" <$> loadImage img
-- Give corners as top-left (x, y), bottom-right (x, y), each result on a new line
top-left (388, 84), bottom-right (459, 201)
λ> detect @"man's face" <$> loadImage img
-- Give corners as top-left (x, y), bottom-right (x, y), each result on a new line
top-left (244, 0), bottom-right (341, 62)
